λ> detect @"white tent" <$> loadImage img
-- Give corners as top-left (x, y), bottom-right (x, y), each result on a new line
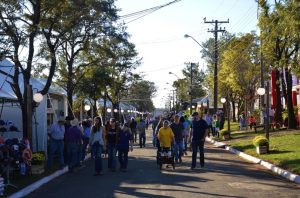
top-left (0, 59), bottom-right (67, 152)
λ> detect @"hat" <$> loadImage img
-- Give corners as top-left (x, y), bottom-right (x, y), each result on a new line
top-left (58, 116), bottom-right (65, 122)
top-left (71, 118), bottom-right (79, 127)
top-left (192, 112), bottom-right (199, 117)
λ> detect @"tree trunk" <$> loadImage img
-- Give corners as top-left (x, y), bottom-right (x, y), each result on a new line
top-left (285, 68), bottom-right (297, 129)
top-left (281, 66), bottom-right (287, 102)
top-left (93, 99), bottom-right (97, 118)
top-left (67, 87), bottom-right (74, 119)
top-left (232, 101), bottom-right (236, 122)
top-left (275, 69), bottom-right (283, 126)
top-left (103, 94), bottom-right (107, 122)
top-left (112, 102), bottom-right (120, 121)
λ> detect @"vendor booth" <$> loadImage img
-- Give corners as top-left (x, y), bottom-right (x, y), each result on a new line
top-left (0, 59), bottom-right (67, 152)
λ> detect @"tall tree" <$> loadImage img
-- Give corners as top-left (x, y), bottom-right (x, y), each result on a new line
top-left (0, 0), bottom-right (62, 138)
top-left (125, 80), bottom-right (157, 112)
top-left (219, 33), bottom-right (260, 120)
top-left (56, 0), bottom-right (118, 117)
top-left (258, 0), bottom-right (300, 129)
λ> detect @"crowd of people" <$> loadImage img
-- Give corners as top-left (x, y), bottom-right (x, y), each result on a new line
top-left (47, 110), bottom-right (218, 175)
top-left (47, 116), bottom-right (134, 175)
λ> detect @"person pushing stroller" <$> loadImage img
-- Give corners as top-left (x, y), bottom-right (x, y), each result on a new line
top-left (157, 120), bottom-right (175, 169)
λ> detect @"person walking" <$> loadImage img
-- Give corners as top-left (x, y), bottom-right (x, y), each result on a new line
top-left (117, 123), bottom-right (133, 172)
top-left (65, 118), bottom-right (82, 172)
top-left (180, 116), bottom-right (189, 156)
top-left (157, 120), bottom-right (175, 151)
top-left (137, 118), bottom-right (147, 148)
top-left (81, 120), bottom-right (91, 161)
top-left (204, 111), bottom-right (213, 137)
top-left (190, 112), bottom-right (208, 169)
top-left (170, 115), bottom-right (184, 163)
top-left (47, 117), bottom-right (66, 169)
top-left (89, 117), bottom-right (106, 175)
top-left (106, 118), bottom-right (119, 172)
top-left (152, 116), bottom-right (160, 147)
top-left (129, 118), bottom-right (137, 143)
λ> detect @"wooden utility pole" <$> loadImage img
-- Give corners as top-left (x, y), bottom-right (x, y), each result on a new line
top-left (204, 18), bottom-right (229, 113)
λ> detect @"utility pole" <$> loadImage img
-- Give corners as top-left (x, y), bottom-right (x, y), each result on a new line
top-left (204, 18), bottom-right (229, 113)
top-left (172, 89), bottom-right (175, 114)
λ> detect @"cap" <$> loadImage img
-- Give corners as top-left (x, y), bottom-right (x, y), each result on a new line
top-left (71, 118), bottom-right (79, 126)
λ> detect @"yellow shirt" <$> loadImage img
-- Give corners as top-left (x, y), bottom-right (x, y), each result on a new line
top-left (157, 127), bottom-right (174, 148)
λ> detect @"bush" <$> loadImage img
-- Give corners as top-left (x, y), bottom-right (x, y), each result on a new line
top-left (253, 136), bottom-right (269, 147)
top-left (220, 129), bottom-right (230, 136)
top-left (31, 152), bottom-right (45, 165)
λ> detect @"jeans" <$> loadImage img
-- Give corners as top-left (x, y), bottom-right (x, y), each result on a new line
top-left (174, 140), bottom-right (184, 162)
top-left (92, 143), bottom-right (103, 173)
top-left (183, 137), bottom-right (188, 152)
top-left (118, 149), bottom-right (129, 169)
top-left (48, 139), bottom-right (64, 168)
top-left (107, 144), bottom-right (117, 170)
top-left (131, 128), bottom-right (137, 143)
top-left (67, 142), bottom-right (79, 170)
top-left (139, 133), bottom-right (146, 148)
top-left (81, 137), bottom-right (89, 161)
top-left (191, 140), bottom-right (205, 168)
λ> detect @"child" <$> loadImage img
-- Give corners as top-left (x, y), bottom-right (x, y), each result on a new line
top-left (117, 123), bottom-right (133, 172)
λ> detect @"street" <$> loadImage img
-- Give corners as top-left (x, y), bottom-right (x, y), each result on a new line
top-left (26, 132), bottom-right (300, 198)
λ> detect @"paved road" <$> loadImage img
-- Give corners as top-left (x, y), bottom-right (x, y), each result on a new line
top-left (27, 134), bottom-right (300, 198)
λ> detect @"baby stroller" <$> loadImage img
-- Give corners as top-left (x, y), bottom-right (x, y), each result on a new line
top-left (156, 146), bottom-right (175, 170)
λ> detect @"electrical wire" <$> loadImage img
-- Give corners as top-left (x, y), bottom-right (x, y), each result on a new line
top-left (119, 0), bottom-right (182, 24)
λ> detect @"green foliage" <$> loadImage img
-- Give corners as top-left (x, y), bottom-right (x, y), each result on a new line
top-left (32, 152), bottom-right (46, 165)
top-left (252, 136), bottom-right (269, 147)
top-left (220, 129), bottom-right (230, 136)
top-left (282, 106), bottom-right (298, 120)
top-left (126, 80), bottom-right (157, 112)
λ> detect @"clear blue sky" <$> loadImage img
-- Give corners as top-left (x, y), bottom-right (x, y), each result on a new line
top-left (115, 0), bottom-right (259, 108)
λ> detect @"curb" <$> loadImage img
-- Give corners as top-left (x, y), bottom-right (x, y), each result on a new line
top-left (8, 154), bottom-right (91, 198)
top-left (7, 167), bottom-right (69, 198)
top-left (206, 137), bottom-right (300, 184)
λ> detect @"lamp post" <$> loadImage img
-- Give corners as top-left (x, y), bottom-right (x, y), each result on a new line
top-left (221, 97), bottom-right (230, 133)
top-left (257, 83), bottom-right (270, 144)
top-left (184, 34), bottom-right (217, 114)
top-left (32, 91), bottom-right (43, 151)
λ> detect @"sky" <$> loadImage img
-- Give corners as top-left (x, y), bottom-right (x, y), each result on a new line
top-left (115, 0), bottom-right (259, 108)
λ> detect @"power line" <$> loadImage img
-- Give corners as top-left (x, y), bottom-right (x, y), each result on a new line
top-left (119, 0), bottom-right (182, 24)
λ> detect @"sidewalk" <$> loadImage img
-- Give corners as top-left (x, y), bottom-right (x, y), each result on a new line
top-left (206, 137), bottom-right (300, 184)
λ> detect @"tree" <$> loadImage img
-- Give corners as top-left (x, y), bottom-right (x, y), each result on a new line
top-left (258, 0), bottom-right (300, 129)
top-left (125, 80), bottom-right (157, 112)
top-left (55, 0), bottom-right (118, 117)
top-left (0, 0), bottom-right (61, 139)
top-left (219, 33), bottom-right (260, 119)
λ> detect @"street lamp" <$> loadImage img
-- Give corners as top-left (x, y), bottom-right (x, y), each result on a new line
top-left (32, 91), bottom-right (43, 152)
top-left (84, 104), bottom-right (91, 111)
top-left (33, 93), bottom-right (43, 103)
top-left (257, 84), bottom-right (270, 145)
top-left (184, 33), bottom-right (217, 114)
